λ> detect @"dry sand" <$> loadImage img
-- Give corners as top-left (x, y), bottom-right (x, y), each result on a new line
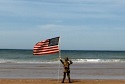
top-left (0, 79), bottom-right (125, 84)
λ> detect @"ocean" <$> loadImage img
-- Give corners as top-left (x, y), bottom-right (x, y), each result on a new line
top-left (0, 49), bottom-right (125, 64)
top-left (0, 49), bottom-right (125, 79)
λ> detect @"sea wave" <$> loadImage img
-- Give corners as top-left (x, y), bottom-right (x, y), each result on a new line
top-left (0, 58), bottom-right (125, 64)
top-left (0, 59), bottom-right (59, 64)
top-left (72, 59), bottom-right (124, 63)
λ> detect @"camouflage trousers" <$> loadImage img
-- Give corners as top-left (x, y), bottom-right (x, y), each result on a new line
top-left (62, 72), bottom-right (71, 83)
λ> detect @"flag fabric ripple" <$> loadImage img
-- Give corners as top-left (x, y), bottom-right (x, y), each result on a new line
top-left (33, 37), bottom-right (60, 55)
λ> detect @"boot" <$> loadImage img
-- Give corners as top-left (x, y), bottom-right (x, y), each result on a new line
top-left (68, 77), bottom-right (72, 83)
top-left (61, 79), bottom-right (64, 83)
top-left (61, 77), bottom-right (65, 83)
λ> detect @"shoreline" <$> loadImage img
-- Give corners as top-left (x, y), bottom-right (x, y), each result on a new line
top-left (0, 62), bottom-right (125, 84)
top-left (0, 62), bottom-right (125, 79)
top-left (0, 79), bottom-right (125, 84)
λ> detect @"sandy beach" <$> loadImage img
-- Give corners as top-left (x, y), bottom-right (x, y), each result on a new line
top-left (0, 62), bottom-right (125, 84)
top-left (0, 79), bottom-right (125, 84)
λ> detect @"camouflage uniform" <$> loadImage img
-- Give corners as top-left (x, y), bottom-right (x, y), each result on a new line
top-left (60, 57), bottom-right (73, 83)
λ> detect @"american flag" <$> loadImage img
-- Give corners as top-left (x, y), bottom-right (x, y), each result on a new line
top-left (33, 37), bottom-right (60, 55)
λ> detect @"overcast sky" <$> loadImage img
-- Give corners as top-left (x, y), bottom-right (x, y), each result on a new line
top-left (0, 0), bottom-right (125, 50)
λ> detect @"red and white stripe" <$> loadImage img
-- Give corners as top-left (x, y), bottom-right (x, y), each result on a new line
top-left (33, 40), bottom-right (59, 55)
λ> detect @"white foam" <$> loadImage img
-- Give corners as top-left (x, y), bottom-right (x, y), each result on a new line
top-left (0, 58), bottom-right (124, 64)
top-left (72, 59), bottom-right (124, 63)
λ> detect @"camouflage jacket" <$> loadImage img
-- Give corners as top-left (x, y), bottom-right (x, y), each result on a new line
top-left (60, 59), bottom-right (73, 72)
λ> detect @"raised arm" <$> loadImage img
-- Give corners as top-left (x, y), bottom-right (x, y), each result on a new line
top-left (68, 60), bottom-right (73, 65)
top-left (60, 58), bottom-right (64, 64)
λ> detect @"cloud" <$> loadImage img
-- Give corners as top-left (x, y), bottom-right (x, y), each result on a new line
top-left (0, 0), bottom-right (125, 50)
top-left (38, 24), bottom-right (125, 31)
top-left (1, 0), bottom-right (125, 19)
top-left (38, 24), bottom-right (66, 30)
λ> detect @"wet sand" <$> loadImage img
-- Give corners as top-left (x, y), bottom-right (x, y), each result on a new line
top-left (0, 62), bottom-right (125, 83)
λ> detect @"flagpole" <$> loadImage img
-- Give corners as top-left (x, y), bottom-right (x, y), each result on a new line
top-left (58, 36), bottom-right (61, 81)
